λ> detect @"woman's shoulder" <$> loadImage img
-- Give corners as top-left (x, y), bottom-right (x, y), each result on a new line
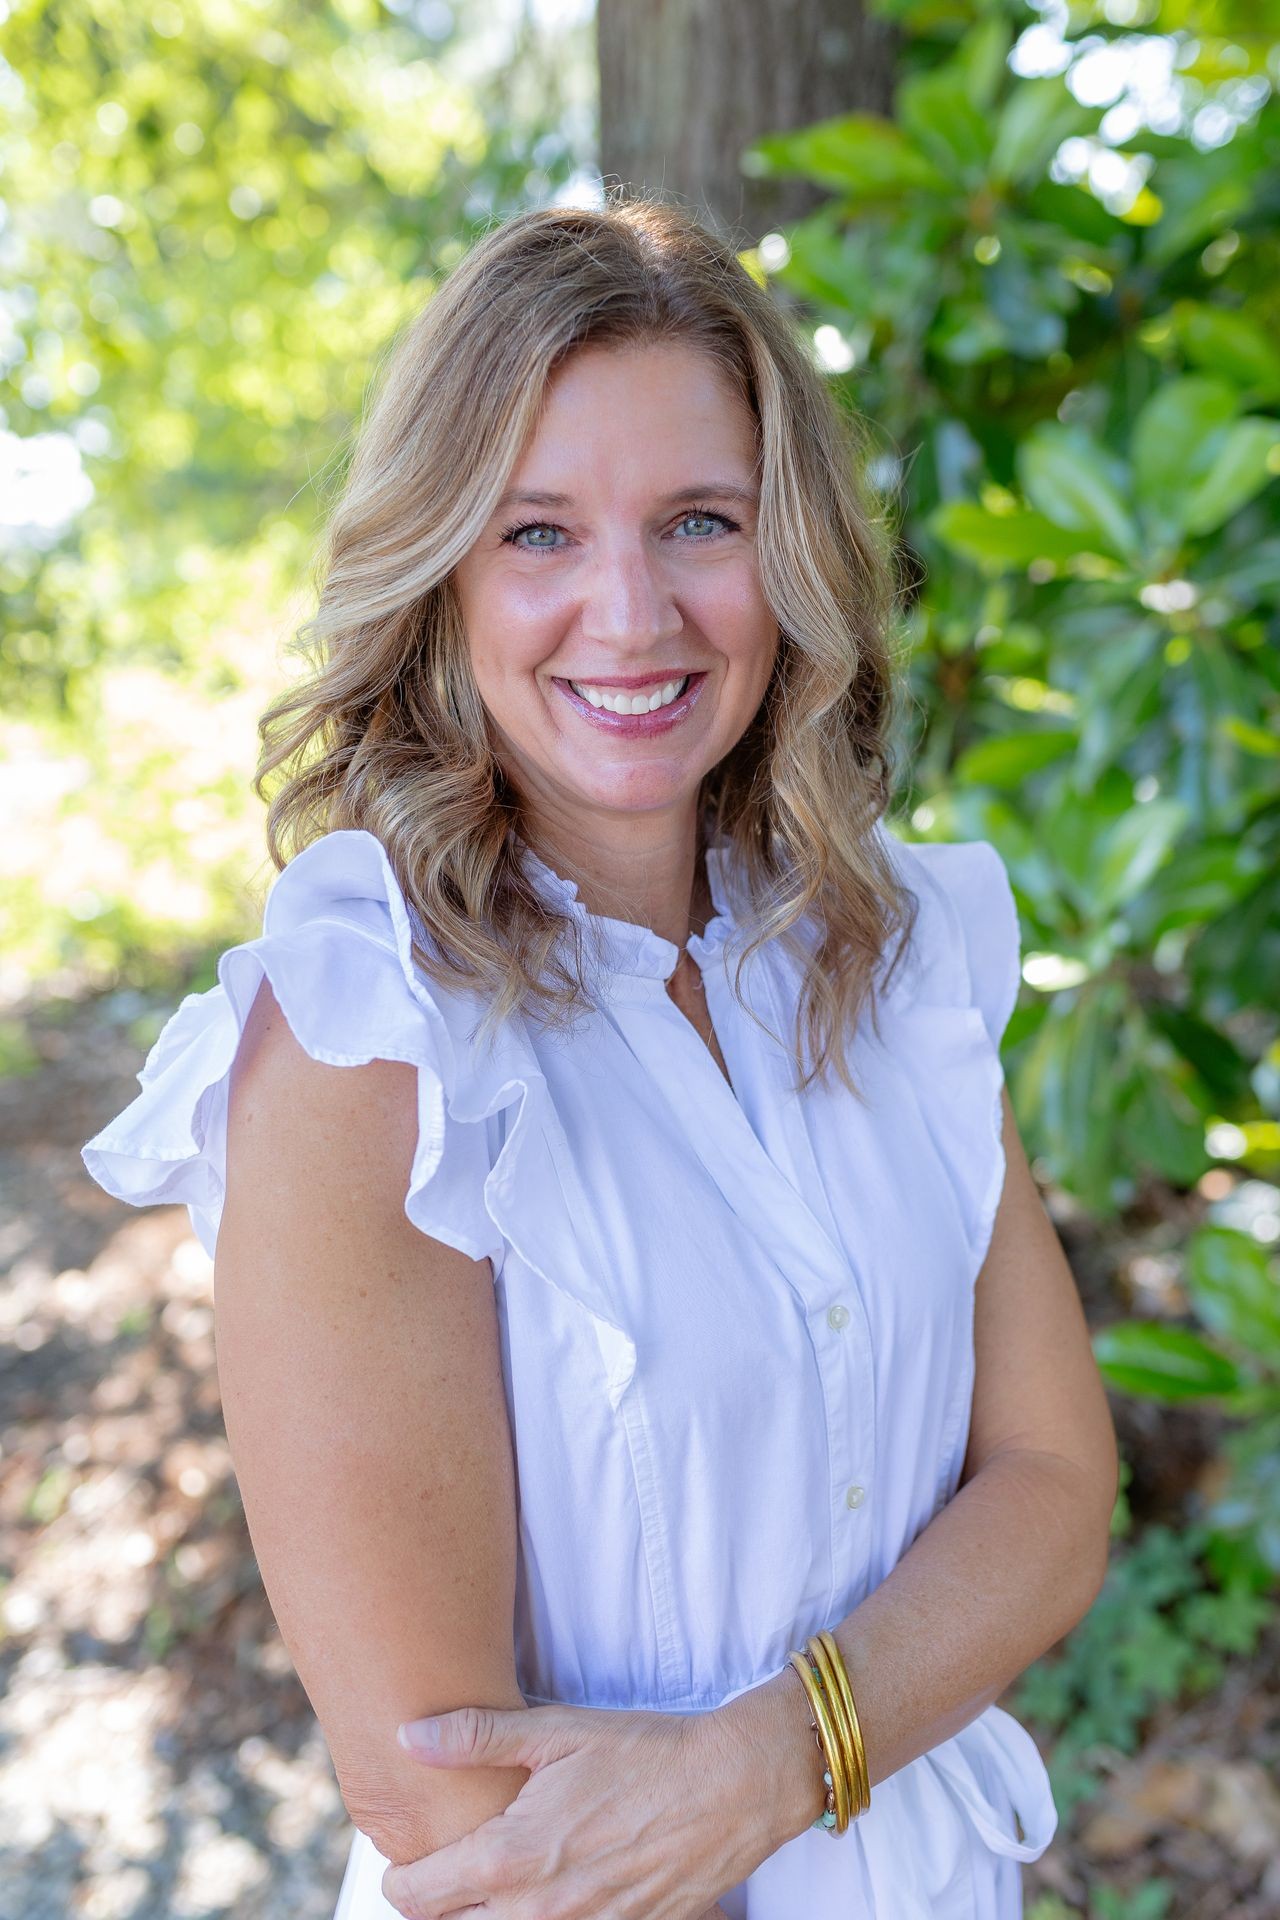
top-left (867, 822), bottom-right (1022, 1050)
top-left (742, 822), bottom-right (1020, 1053)
top-left (79, 829), bottom-right (536, 1270)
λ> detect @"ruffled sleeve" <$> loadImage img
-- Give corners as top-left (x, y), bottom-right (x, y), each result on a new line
top-left (873, 828), bottom-right (1024, 1276)
top-left (80, 829), bottom-right (504, 1273)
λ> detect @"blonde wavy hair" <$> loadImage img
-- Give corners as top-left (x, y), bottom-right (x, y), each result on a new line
top-left (255, 190), bottom-right (920, 1098)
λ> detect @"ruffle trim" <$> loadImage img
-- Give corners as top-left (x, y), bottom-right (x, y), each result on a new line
top-left (79, 830), bottom-right (634, 1347)
top-left (873, 829), bottom-right (1023, 1280)
top-left (82, 826), bottom-right (1020, 1347)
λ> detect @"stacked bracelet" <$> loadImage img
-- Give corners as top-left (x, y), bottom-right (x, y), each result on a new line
top-left (786, 1629), bottom-right (870, 1835)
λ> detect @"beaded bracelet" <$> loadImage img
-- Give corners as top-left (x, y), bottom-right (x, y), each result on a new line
top-left (786, 1630), bottom-right (870, 1834)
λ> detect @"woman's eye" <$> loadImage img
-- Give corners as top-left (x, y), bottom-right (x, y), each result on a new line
top-left (500, 509), bottom-right (738, 553)
top-left (501, 522), bottom-right (560, 550)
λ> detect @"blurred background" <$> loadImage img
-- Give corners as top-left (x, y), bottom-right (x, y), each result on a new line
top-left (2, 0), bottom-right (1278, 1914)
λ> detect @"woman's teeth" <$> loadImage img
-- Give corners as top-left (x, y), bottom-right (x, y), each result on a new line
top-left (568, 675), bottom-right (691, 714)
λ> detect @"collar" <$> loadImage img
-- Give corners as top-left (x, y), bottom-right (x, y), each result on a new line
top-left (518, 838), bottom-right (744, 987)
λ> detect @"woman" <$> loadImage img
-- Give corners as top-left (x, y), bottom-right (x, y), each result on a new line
top-left (81, 196), bottom-right (1118, 1920)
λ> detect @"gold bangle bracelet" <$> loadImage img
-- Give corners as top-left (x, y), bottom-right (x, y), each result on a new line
top-left (786, 1651), bottom-right (849, 1833)
top-left (784, 1654), bottom-right (839, 1828)
top-left (786, 1650), bottom-right (852, 1832)
top-left (806, 1633), bottom-right (866, 1820)
top-left (815, 1629), bottom-right (870, 1815)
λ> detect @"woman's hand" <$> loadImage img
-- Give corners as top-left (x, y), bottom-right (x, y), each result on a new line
top-left (378, 1701), bottom-right (754, 1920)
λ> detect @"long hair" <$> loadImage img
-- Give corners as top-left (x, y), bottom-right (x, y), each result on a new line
top-left (254, 191), bottom-right (918, 1097)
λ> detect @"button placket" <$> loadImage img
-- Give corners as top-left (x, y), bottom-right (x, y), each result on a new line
top-left (745, 952), bottom-right (877, 1572)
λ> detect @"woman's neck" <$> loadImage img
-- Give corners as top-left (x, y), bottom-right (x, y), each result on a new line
top-left (523, 807), bottom-right (712, 950)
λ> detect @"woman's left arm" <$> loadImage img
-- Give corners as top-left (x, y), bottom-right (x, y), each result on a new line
top-left (709, 1082), bottom-right (1121, 1849)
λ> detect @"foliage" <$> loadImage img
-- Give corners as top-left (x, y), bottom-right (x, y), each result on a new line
top-left (0, 0), bottom-right (596, 1000)
top-left (746, 0), bottom-right (1280, 1229)
top-left (1006, 1462), bottom-right (1271, 1819)
top-left (1094, 1222), bottom-right (1280, 1579)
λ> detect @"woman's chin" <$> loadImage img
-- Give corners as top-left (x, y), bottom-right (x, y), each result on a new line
top-left (552, 763), bottom-right (706, 817)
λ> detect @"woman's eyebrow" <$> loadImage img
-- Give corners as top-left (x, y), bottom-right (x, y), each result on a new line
top-left (492, 481), bottom-right (761, 514)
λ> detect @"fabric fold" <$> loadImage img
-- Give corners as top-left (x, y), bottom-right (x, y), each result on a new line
top-left (80, 828), bottom-right (634, 1347)
top-left (870, 832), bottom-right (1024, 1278)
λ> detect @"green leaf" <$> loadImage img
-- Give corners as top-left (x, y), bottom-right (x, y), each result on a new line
top-left (1138, 840), bottom-right (1266, 939)
top-left (1092, 800), bottom-right (1189, 914)
top-left (897, 68), bottom-right (993, 181)
top-left (745, 114), bottom-right (949, 197)
top-left (1179, 418), bottom-right (1280, 536)
top-left (1023, 178), bottom-right (1126, 246)
top-left (929, 301), bottom-right (1009, 366)
top-left (1172, 302), bottom-right (1280, 398)
top-left (1220, 716), bottom-right (1280, 757)
top-left (990, 77), bottom-right (1102, 188)
top-left (1143, 1003), bottom-right (1253, 1108)
top-left (1093, 1321), bottom-right (1245, 1401)
top-left (1038, 769), bottom-right (1135, 916)
top-left (1122, 1064), bottom-right (1212, 1187)
top-left (1145, 152), bottom-right (1256, 267)
top-left (954, 731), bottom-right (1078, 788)
top-left (1130, 376), bottom-right (1240, 534)
top-left (1022, 986), bottom-right (1127, 1212)
top-left (930, 500), bottom-right (1100, 567)
top-left (953, 14), bottom-right (1013, 112)
top-left (1184, 1226), bottom-right (1280, 1355)
top-left (1017, 423), bottom-right (1142, 564)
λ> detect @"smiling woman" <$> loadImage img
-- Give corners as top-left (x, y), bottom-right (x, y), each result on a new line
top-left (80, 192), bottom-right (1116, 1920)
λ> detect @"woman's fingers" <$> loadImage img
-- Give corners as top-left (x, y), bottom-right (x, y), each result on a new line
top-left (380, 1830), bottom-right (494, 1918)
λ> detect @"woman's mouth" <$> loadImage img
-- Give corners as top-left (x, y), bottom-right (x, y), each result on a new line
top-left (551, 672), bottom-right (707, 735)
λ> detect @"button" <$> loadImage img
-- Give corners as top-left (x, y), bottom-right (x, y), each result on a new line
top-left (845, 1484), bottom-right (866, 1509)
top-left (826, 1303), bottom-right (851, 1331)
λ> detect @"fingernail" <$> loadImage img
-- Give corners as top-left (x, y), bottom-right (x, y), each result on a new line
top-left (398, 1717), bottom-right (441, 1751)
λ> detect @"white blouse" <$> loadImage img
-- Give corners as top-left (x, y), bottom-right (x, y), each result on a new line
top-left (81, 823), bottom-right (1059, 1920)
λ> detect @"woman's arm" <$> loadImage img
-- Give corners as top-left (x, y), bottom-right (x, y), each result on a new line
top-left (215, 978), bottom-right (529, 1865)
top-left (706, 1085), bottom-right (1121, 1853)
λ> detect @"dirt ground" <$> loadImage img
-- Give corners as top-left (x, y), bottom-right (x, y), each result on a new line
top-left (2, 977), bottom-right (1278, 1919)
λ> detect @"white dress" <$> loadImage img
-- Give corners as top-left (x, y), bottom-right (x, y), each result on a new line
top-left (81, 823), bottom-right (1059, 1920)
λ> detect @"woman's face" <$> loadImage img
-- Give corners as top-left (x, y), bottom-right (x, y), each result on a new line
top-left (450, 340), bottom-right (779, 836)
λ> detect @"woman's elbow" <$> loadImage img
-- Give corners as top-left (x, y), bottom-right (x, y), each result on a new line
top-left (339, 1771), bottom-right (445, 1869)
top-left (339, 1753), bottom-right (530, 1868)
top-left (1069, 1427), bottom-right (1121, 1622)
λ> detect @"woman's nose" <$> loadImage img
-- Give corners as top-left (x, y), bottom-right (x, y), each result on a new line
top-left (577, 541), bottom-right (683, 650)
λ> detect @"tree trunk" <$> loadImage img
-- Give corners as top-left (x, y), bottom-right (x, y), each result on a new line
top-left (597, 0), bottom-right (896, 247)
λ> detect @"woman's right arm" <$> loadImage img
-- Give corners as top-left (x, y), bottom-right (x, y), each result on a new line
top-left (214, 976), bottom-right (528, 1867)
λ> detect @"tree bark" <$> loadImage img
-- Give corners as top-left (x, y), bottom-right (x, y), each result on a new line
top-left (598, 0), bottom-right (897, 247)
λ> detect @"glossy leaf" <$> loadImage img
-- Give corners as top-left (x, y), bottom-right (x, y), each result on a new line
top-left (1172, 303), bottom-right (1280, 398)
top-left (1092, 801), bottom-right (1189, 915)
top-left (1093, 1322), bottom-right (1245, 1401)
top-left (990, 77), bottom-right (1101, 188)
top-left (1017, 424), bottom-right (1142, 563)
top-left (1143, 1003), bottom-right (1253, 1108)
top-left (954, 730), bottom-right (1078, 788)
top-left (953, 12), bottom-right (1013, 112)
top-left (1184, 1226), bottom-right (1280, 1355)
top-left (1121, 1064), bottom-right (1212, 1188)
top-left (1131, 376), bottom-right (1240, 532)
top-left (897, 68), bottom-right (993, 181)
top-left (930, 500), bottom-right (1099, 566)
top-left (1179, 419), bottom-right (1280, 536)
top-left (746, 114), bottom-right (949, 197)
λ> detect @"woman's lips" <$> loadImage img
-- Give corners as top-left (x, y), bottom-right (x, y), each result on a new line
top-left (551, 672), bottom-right (708, 736)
